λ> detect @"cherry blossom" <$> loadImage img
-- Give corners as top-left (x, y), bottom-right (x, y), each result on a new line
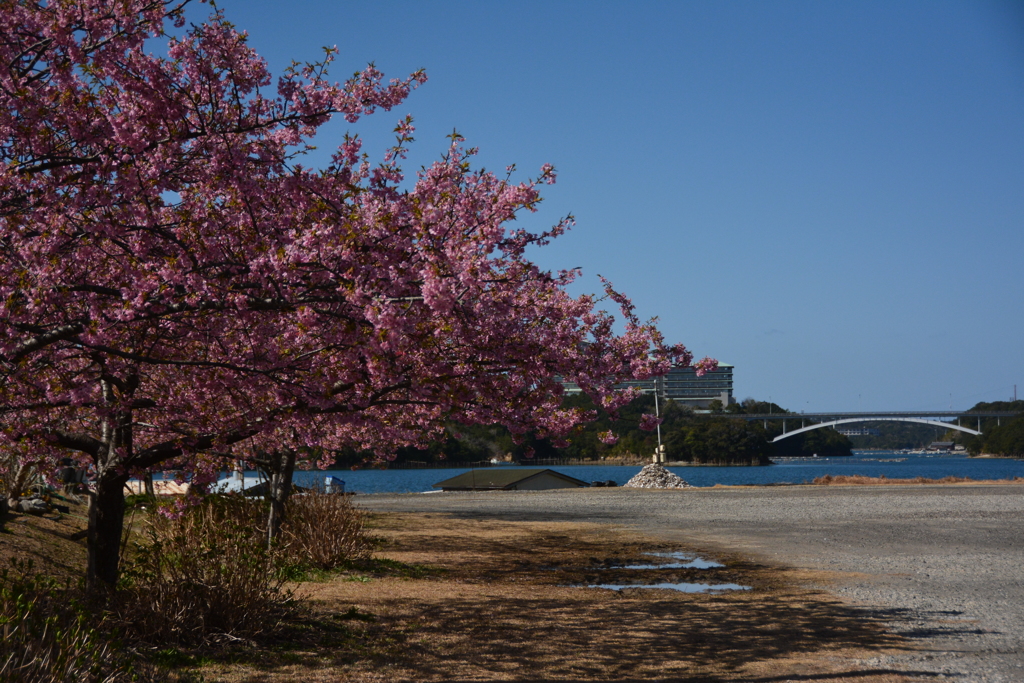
top-left (638, 413), bottom-right (664, 432)
top-left (0, 1), bottom-right (713, 588)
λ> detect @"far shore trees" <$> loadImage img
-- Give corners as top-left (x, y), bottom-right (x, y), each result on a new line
top-left (0, 1), bottom-right (712, 590)
top-left (405, 394), bottom-right (843, 464)
top-left (960, 401), bottom-right (1024, 456)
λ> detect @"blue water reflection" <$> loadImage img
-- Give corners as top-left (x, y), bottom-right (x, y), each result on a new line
top-left (584, 582), bottom-right (750, 593)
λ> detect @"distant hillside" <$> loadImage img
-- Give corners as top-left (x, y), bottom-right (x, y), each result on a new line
top-left (966, 400), bottom-right (1024, 414)
top-left (956, 400), bottom-right (1024, 457)
top-left (805, 400), bottom-right (1024, 451)
top-left (724, 398), bottom-right (852, 458)
top-left (845, 422), bottom-right (954, 450)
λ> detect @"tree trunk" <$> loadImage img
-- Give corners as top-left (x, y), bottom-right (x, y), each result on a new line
top-left (88, 384), bottom-right (133, 592)
top-left (87, 467), bottom-right (129, 591)
top-left (143, 471), bottom-right (155, 497)
top-left (6, 459), bottom-right (34, 508)
top-left (266, 449), bottom-right (296, 548)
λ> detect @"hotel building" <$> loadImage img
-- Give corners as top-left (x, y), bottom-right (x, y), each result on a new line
top-left (563, 364), bottom-right (734, 408)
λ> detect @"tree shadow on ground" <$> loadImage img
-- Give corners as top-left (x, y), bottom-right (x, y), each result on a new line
top-left (190, 514), bottom-right (945, 682)
top-left (337, 588), bottom-right (924, 682)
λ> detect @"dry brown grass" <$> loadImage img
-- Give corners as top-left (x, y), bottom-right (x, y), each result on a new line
top-left (0, 495), bottom-right (89, 581)
top-left (112, 496), bottom-right (292, 648)
top-left (282, 491), bottom-right (372, 570)
top-left (812, 474), bottom-right (1024, 486)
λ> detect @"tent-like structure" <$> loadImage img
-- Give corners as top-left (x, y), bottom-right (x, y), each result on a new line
top-left (433, 468), bottom-right (589, 492)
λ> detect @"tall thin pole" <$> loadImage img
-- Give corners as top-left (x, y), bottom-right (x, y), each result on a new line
top-left (655, 388), bottom-right (662, 451)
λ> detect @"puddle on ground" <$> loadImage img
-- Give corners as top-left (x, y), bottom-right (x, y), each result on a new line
top-left (616, 552), bottom-right (724, 570)
top-left (584, 582), bottom-right (751, 594)
top-left (543, 551), bottom-right (724, 572)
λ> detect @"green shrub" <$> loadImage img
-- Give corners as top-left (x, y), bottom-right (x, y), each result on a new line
top-left (0, 563), bottom-right (142, 683)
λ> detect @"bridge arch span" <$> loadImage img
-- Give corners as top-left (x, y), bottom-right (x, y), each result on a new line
top-left (771, 417), bottom-right (980, 443)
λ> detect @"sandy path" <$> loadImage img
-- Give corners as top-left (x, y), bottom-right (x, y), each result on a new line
top-left (358, 484), bottom-right (1024, 683)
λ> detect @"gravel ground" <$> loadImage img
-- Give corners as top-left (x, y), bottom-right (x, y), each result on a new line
top-left (358, 484), bottom-right (1024, 682)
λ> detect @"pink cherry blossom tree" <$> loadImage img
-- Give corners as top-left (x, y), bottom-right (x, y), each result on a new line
top-left (0, 1), bottom-right (713, 589)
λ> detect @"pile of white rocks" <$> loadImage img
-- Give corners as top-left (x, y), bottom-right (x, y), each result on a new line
top-left (9, 496), bottom-right (50, 514)
top-left (623, 463), bottom-right (692, 489)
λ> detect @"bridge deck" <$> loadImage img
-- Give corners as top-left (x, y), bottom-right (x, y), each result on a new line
top-left (739, 411), bottom-right (1016, 420)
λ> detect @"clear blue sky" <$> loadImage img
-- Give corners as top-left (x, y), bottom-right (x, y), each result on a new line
top-left (211, 0), bottom-right (1024, 412)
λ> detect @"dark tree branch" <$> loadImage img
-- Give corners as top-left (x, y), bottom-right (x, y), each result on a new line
top-left (46, 429), bottom-right (103, 457)
top-left (6, 323), bottom-right (84, 363)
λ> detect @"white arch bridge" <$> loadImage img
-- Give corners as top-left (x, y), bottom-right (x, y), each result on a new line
top-left (736, 411), bottom-right (1016, 443)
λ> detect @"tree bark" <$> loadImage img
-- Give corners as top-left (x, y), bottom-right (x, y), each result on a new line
top-left (87, 380), bottom-right (134, 592)
top-left (266, 449), bottom-right (296, 548)
top-left (87, 466), bottom-right (129, 591)
top-left (143, 471), bottom-right (155, 497)
top-left (5, 459), bottom-right (33, 509)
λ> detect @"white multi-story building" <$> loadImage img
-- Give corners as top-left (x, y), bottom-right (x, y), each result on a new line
top-left (563, 364), bottom-right (734, 408)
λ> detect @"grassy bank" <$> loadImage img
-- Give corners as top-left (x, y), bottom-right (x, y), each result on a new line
top-left (812, 474), bottom-right (1024, 486)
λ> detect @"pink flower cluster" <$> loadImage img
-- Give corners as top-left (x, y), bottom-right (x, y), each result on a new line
top-left (638, 414), bottom-right (663, 432)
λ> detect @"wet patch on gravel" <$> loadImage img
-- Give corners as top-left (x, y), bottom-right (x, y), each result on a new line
top-left (582, 581), bottom-right (752, 593)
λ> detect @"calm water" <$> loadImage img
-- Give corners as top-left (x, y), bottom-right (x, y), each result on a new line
top-left (233, 452), bottom-right (1024, 495)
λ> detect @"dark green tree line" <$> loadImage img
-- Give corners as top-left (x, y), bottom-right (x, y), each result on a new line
top-left (334, 394), bottom-right (857, 467)
top-left (957, 401), bottom-right (1024, 456)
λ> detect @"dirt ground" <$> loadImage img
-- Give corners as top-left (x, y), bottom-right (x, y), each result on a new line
top-left (0, 496), bottom-right (90, 579)
top-left (1, 501), bottom-right (933, 682)
top-left (188, 512), bottom-right (929, 682)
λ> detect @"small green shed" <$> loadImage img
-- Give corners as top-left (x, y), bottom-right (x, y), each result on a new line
top-left (432, 468), bottom-right (590, 492)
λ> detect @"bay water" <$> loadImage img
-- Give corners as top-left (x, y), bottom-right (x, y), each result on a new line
top-left (218, 452), bottom-right (1024, 495)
